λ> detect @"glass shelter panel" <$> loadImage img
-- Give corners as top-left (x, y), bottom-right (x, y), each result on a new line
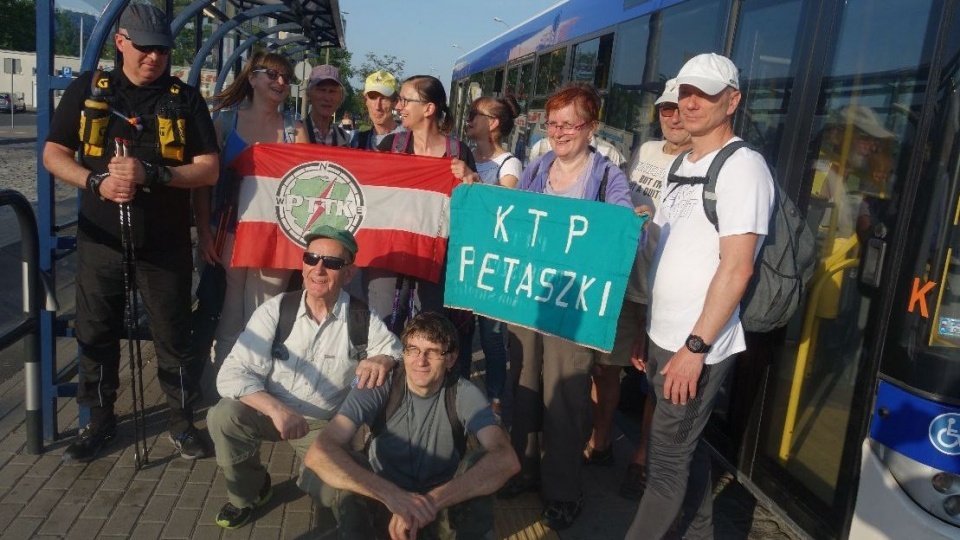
top-left (757, 0), bottom-right (938, 516)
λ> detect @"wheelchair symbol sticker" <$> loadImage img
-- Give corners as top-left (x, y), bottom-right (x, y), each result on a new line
top-left (929, 413), bottom-right (960, 455)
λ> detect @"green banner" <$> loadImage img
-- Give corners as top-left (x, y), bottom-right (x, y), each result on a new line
top-left (445, 184), bottom-right (644, 351)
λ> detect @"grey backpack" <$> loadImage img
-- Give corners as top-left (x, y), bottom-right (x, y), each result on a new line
top-left (667, 141), bottom-right (816, 332)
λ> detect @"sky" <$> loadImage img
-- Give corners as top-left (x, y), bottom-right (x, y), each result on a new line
top-left (56, 0), bottom-right (561, 90)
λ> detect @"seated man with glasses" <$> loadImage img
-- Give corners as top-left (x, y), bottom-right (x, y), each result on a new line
top-left (208, 224), bottom-right (401, 529)
top-left (305, 312), bottom-right (519, 539)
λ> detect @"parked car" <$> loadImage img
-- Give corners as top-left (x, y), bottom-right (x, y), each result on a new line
top-left (0, 93), bottom-right (27, 113)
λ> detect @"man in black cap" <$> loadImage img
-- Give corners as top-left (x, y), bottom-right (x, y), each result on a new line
top-left (42, 3), bottom-right (220, 462)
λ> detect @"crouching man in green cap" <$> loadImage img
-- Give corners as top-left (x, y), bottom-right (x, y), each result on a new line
top-left (208, 224), bottom-right (401, 529)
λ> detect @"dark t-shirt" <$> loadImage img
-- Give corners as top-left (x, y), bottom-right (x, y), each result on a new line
top-left (47, 69), bottom-right (219, 252)
top-left (377, 132), bottom-right (477, 172)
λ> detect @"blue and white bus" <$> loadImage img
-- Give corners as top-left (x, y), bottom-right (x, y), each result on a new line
top-left (451, 0), bottom-right (960, 538)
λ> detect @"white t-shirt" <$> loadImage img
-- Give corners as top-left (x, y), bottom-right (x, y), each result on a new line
top-left (624, 141), bottom-right (678, 303)
top-left (476, 153), bottom-right (522, 185)
top-left (648, 138), bottom-right (774, 363)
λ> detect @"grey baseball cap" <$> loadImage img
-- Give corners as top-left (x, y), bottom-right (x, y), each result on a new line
top-left (119, 4), bottom-right (174, 49)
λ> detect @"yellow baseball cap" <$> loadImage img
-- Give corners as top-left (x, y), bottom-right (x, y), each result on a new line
top-left (364, 70), bottom-right (397, 98)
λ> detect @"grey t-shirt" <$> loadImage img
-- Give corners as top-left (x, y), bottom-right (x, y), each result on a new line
top-left (337, 376), bottom-right (497, 492)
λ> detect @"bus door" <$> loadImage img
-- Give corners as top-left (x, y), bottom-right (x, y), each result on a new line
top-left (505, 59), bottom-right (534, 161)
top-left (737, 1), bottom-right (948, 537)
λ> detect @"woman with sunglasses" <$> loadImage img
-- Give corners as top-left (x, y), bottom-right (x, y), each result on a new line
top-left (366, 75), bottom-right (477, 335)
top-left (450, 94), bottom-right (523, 411)
top-left (497, 83), bottom-right (632, 531)
top-left (194, 51), bottom-right (309, 365)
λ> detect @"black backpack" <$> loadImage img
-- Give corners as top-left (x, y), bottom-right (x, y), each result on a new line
top-left (666, 141), bottom-right (816, 333)
top-left (271, 291), bottom-right (371, 361)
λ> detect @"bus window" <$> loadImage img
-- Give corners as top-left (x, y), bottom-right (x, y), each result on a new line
top-left (758, 0), bottom-right (938, 514)
top-left (730, 0), bottom-right (804, 164)
top-left (570, 34), bottom-right (614, 89)
top-left (482, 69), bottom-right (504, 96)
top-left (534, 47), bottom-right (568, 106)
top-left (517, 62), bottom-right (534, 112)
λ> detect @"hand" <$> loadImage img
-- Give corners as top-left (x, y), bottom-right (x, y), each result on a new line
top-left (107, 155), bottom-right (148, 185)
top-left (197, 229), bottom-right (222, 265)
top-left (99, 175), bottom-right (138, 204)
top-left (383, 489), bottom-right (437, 537)
top-left (629, 331), bottom-right (647, 372)
top-left (355, 355), bottom-right (395, 389)
top-left (660, 347), bottom-right (705, 405)
top-left (635, 204), bottom-right (653, 229)
top-left (269, 405), bottom-right (309, 440)
top-left (450, 159), bottom-right (480, 184)
top-left (388, 513), bottom-right (417, 540)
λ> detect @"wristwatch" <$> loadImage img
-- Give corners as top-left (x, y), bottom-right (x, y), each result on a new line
top-left (86, 171), bottom-right (106, 199)
top-left (685, 334), bottom-right (712, 354)
top-left (141, 160), bottom-right (173, 187)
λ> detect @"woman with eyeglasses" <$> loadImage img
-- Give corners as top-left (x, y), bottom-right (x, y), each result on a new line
top-left (450, 94), bottom-right (523, 412)
top-left (365, 75), bottom-right (477, 335)
top-left (194, 51), bottom-right (309, 365)
top-left (497, 82), bottom-right (633, 531)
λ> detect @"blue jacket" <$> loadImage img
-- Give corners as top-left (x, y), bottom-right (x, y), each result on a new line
top-left (520, 150), bottom-right (633, 209)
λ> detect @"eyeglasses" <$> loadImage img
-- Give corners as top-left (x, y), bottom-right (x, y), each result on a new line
top-left (467, 109), bottom-right (496, 121)
top-left (302, 252), bottom-right (349, 270)
top-left (545, 121), bottom-right (589, 134)
top-left (253, 68), bottom-right (295, 84)
top-left (396, 95), bottom-right (425, 107)
top-left (658, 104), bottom-right (679, 118)
top-left (402, 345), bottom-right (448, 360)
top-left (118, 33), bottom-right (170, 55)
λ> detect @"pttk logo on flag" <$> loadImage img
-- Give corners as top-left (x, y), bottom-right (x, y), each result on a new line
top-left (230, 143), bottom-right (460, 282)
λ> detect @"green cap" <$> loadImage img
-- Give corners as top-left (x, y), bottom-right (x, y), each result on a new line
top-left (303, 225), bottom-right (358, 258)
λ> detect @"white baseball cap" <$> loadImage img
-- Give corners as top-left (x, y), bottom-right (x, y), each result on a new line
top-left (676, 53), bottom-right (739, 96)
top-left (655, 78), bottom-right (679, 105)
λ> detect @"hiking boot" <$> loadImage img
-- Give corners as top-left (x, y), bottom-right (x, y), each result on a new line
top-left (168, 425), bottom-right (208, 460)
top-left (215, 474), bottom-right (273, 529)
top-left (619, 462), bottom-right (648, 500)
top-left (63, 423), bottom-right (116, 462)
top-left (541, 495), bottom-right (583, 530)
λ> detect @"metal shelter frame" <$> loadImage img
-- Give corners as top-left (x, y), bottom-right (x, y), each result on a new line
top-left (30, 0), bottom-right (343, 449)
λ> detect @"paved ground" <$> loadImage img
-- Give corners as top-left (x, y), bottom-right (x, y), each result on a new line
top-left (0, 120), bottom-right (807, 539)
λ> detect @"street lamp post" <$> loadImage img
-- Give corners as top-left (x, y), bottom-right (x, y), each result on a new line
top-left (493, 17), bottom-right (509, 29)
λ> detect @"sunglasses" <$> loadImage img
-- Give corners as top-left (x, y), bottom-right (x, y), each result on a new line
top-left (467, 109), bottom-right (496, 121)
top-left (253, 68), bottom-right (296, 84)
top-left (302, 252), bottom-right (349, 270)
top-left (118, 33), bottom-right (170, 55)
top-left (659, 104), bottom-right (679, 117)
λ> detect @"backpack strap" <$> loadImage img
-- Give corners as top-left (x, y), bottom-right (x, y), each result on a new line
top-left (305, 115), bottom-right (317, 144)
top-left (444, 374), bottom-right (466, 457)
top-left (701, 140), bottom-right (750, 231)
top-left (347, 295), bottom-right (370, 360)
top-left (391, 130), bottom-right (412, 153)
top-left (495, 154), bottom-right (520, 185)
top-left (358, 129), bottom-right (372, 150)
top-left (371, 366), bottom-right (408, 440)
top-left (271, 292), bottom-right (301, 360)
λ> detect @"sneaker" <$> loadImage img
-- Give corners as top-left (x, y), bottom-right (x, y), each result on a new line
top-left (619, 462), bottom-right (648, 500)
top-left (216, 473), bottom-right (273, 529)
top-left (497, 472), bottom-right (540, 499)
top-left (168, 426), bottom-right (208, 460)
top-left (63, 423), bottom-right (116, 462)
top-left (541, 496), bottom-right (583, 530)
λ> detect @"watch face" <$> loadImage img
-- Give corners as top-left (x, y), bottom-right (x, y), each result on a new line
top-left (686, 335), bottom-right (706, 353)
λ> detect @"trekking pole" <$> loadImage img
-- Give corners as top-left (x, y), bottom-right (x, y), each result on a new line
top-left (116, 138), bottom-right (149, 468)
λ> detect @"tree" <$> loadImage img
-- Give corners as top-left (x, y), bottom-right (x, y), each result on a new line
top-left (356, 52), bottom-right (405, 83)
top-left (0, 0), bottom-right (35, 52)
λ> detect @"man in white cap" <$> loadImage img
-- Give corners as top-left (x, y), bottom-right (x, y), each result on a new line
top-left (353, 70), bottom-right (405, 150)
top-left (626, 54), bottom-right (774, 539)
top-left (306, 64), bottom-right (352, 146)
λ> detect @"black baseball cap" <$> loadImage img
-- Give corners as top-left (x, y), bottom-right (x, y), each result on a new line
top-left (119, 4), bottom-right (174, 48)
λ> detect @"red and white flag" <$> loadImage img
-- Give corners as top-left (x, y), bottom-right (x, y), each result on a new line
top-left (231, 143), bottom-right (460, 283)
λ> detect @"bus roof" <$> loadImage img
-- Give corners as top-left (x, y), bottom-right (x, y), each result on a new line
top-left (452, 0), bottom-right (686, 80)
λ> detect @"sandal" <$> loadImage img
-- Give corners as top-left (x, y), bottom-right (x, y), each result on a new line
top-left (541, 495), bottom-right (583, 530)
top-left (619, 462), bottom-right (648, 500)
top-left (582, 444), bottom-right (614, 466)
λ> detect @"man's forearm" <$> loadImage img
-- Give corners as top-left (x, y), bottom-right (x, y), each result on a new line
top-left (690, 236), bottom-right (757, 343)
top-left (168, 153), bottom-right (219, 189)
top-left (427, 446), bottom-right (520, 510)
top-left (308, 437), bottom-right (404, 504)
top-left (43, 142), bottom-right (91, 189)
